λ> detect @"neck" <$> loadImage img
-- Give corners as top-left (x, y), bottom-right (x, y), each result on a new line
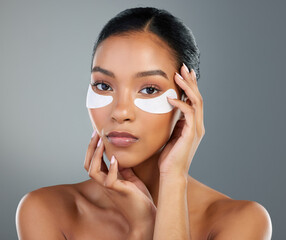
top-left (131, 151), bottom-right (161, 207)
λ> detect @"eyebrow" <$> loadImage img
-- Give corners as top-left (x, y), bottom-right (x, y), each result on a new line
top-left (91, 66), bottom-right (169, 80)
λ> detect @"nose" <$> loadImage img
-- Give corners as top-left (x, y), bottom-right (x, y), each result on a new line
top-left (111, 92), bottom-right (135, 123)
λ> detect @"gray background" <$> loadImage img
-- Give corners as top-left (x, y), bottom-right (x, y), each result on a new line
top-left (0, 0), bottom-right (285, 239)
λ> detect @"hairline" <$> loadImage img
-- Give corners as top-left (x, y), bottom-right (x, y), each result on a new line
top-left (91, 30), bottom-right (180, 72)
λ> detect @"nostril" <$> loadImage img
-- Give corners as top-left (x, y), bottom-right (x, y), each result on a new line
top-left (110, 98), bottom-right (136, 123)
top-left (111, 116), bottom-right (132, 123)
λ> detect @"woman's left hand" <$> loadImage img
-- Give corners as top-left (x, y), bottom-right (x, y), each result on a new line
top-left (158, 64), bottom-right (205, 178)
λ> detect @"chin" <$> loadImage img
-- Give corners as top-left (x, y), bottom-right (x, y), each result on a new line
top-left (104, 148), bottom-right (142, 168)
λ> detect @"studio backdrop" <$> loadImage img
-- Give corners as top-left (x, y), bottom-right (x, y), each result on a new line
top-left (0, 0), bottom-right (285, 239)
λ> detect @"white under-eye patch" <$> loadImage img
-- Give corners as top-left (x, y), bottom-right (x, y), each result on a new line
top-left (134, 89), bottom-right (177, 114)
top-left (86, 84), bottom-right (113, 108)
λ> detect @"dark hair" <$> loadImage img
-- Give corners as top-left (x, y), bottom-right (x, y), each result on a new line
top-left (91, 7), bottom-right (200, 81)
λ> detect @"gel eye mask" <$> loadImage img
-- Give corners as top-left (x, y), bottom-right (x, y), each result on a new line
top-left (86, 84), bottom-right (178, 114)
top-left (134, 89), bottom-right (177, 114)
top-left (86, 84), bottom-right (113, 108)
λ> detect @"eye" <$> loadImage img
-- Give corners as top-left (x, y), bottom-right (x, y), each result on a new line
top-left (140, 85), bottom-right (161, 95)
top-left (91, 81), bottom-right (112, 91)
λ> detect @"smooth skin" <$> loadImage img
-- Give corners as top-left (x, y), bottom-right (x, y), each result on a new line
top-left (16, 32), bottom-right (272, 240)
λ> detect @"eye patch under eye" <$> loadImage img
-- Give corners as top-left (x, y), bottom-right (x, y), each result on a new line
top-left (86, 84), bottom-right (113, 108)
top-left (86, 85), bottom-right (178, 114)
top-left (134, 89), bottom-right (177, 114)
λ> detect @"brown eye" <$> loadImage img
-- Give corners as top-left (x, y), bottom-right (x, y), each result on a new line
top-left (92, 82), bottom-right (112, 91)
top-left (140, 86), bottom-right (160, 95)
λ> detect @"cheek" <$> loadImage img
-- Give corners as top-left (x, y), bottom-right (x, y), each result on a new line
top-left (143, 112), bottom-right (175, 149)
top-left (88, 108), bottom-right (109, 135)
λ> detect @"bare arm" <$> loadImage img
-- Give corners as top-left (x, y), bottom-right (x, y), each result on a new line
top-left (152, 65), bottom-right (203, 239)
top-left (16, 191), bottom-right (66, 240)
top-left (153, 174), bottom-right (190, 240)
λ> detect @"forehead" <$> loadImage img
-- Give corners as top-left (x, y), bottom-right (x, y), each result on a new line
top-left (92, 32), bottom-right (177, 74)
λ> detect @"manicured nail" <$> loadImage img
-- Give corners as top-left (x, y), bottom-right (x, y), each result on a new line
top-left (175, 72), bottom-right (183, 79)
top-left (97, 138), bottom-right (102, 147)
top-left (111, 155), bottom-right (116, 164)
top-left (167, 96), bottom-right (176, 100)
top-left (91, 130), bottom-right (96, 138)
top-left (183, 63), bottom-right (189, 73)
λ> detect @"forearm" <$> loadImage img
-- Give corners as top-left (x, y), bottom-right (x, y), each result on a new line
top-left (153, 174), bottom-right (190, 240)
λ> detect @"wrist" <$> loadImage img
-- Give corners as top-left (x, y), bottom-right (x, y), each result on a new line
top-left (159, 172), bottom-right (189, 183)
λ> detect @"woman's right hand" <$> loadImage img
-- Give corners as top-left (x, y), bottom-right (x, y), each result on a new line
top-left (84, 131), bottom-right (156, 239)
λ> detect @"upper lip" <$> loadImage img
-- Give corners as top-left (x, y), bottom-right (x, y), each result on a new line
top-left (106, 131), bottom-right (138, 139)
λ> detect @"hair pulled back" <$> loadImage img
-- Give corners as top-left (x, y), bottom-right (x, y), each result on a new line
top-left (91, 7), bottom-right (200, 81)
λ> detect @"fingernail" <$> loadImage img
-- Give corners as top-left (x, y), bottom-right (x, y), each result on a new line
top-left (167, 96), bottom-right (176, 100)
top-left (183, 63), bottom-right (189, 73)
top-left (175, 72), bottom-right (183, 79)
top-left (111, 155), bottom-right (115, 164)
top-left (91, 130), bottom-right (96, 138)
top-left (97, 138), bottom-right (102, 147)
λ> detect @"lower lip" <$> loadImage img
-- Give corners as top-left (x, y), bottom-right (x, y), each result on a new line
top-left (107, 136), bottom-right (138, 147)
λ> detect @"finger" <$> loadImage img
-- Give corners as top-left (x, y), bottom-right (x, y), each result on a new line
top-left (174, 72), bottom-right (205, 135)
top-left (119, 167), bottom-right (154, 200)
top-left (104, 155), bottom-right (118, 188)
top-left (84, 130), bottom-right (100, 171)
top-left (88, 138), bottom-right (107, 183)
top-left (191, 68), bottom-right (198, 85)
top-left (174, 73), bottom-right (201, 108)
top-left (181, 64), bottom-right (198, 86)
top-left (179, 66), bottom-right (201, 103)
top-left (169, 119), bottom-right (185, 140)
top-left (167, 98), bottom-right (196, 136)
top-left (100, 158), bottom-right (109, 175)
top-left (105, 156), bottom-right (129, 195)
top-left (119, 167), bottom-right (139, 183)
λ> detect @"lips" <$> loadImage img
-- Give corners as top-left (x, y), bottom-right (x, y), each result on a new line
top-left (106, 131), bottom-right (139, 147)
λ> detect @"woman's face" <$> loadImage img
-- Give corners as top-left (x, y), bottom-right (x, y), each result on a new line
top-left (88, 32), bottom-right (182, 167)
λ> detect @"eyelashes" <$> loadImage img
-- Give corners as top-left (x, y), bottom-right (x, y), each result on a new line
top-left (91, 81), bottom-right (112, 91)
top-left (140, 85), bottom-right (161, 95)
top-left (91, 81), bottom-right (162, 95)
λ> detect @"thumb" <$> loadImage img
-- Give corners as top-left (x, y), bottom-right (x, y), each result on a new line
top-left (119, 167), bottom-right (139, 183)
top-left (119, 167), bottom-right (153, 201)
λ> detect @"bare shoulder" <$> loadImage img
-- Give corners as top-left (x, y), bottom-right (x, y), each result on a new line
top-left (16, 184), bottom-right (76, 240)
top-left (187, 177), bottom-right (272, 239)
top-left (17, 183), bottom-right (76, 217)
top-left (207, 198), bottom-right (272, 240)
top-left (16, 181), bottom-right (126, 240)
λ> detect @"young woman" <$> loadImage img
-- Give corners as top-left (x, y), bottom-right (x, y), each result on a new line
top-left (16, 7), bottom-right (272, 240)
